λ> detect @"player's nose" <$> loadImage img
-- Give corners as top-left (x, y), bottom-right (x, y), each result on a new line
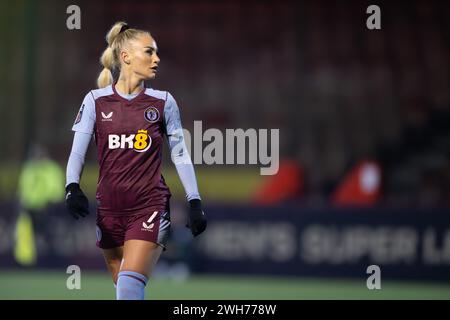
top-left (153, 53), bottom-right (160, 64)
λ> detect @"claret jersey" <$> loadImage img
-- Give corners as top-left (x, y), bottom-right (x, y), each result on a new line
top-left (72, 84), bottom-right (180, 214)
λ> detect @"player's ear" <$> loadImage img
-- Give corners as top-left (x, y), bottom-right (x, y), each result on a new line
top-left (121, 50), bottom-right (131, 65)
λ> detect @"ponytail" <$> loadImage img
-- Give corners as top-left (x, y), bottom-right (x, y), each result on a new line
top-left (97, 47), bottom-right (114, 88)
top-left (96, 21), bottom-right (127, 88)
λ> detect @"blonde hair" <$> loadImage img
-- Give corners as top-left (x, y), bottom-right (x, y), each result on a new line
top-left (97, 21), bottom-right (150, 88)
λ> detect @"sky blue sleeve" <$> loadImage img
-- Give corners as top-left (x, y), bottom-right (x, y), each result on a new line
top-left (72, 92), bottom-right (96, 135)
top-left (164, 92), bottom-right (201, 201)
top-left (66, 131), bottom-right (92, 187)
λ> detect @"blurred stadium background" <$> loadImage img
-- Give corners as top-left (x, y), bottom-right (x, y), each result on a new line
top-left (1, 0), bottom-right (450, 299)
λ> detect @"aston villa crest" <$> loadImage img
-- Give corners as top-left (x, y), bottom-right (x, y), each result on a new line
top-left (144, 107), bottom-right (159, 123)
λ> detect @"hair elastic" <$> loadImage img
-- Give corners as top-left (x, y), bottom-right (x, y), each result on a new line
top-left (119, 24), bottom-right (130, 33)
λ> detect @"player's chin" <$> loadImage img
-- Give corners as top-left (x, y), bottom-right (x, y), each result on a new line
top-left (146, 72), bottom-right (157, 80)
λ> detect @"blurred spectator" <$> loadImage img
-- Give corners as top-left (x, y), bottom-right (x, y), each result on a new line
top-left (252, 159), bottom-right (304, 205)
top-left (14, 144), bottom-right (64, 265)
top-left (332, 160), bottom-right (382, 207)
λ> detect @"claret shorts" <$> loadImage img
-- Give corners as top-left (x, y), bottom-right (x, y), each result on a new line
top-left (95, 207), bottom-right (171, 250)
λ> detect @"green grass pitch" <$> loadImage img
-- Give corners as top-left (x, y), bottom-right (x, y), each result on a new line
top-left (0, 270), bottom-right (450, 300)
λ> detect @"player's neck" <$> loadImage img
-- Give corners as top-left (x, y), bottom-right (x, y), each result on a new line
top-left (115, 76), bottom-right (144, 95)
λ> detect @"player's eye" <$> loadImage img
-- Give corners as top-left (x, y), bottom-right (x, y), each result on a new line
top-left (146, 49), bottom-right (154, 55)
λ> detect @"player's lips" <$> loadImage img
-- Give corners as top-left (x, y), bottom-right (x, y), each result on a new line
top-left (151, 66), bottom-right (158, 72)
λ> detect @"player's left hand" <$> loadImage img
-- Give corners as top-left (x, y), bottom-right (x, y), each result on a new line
top-left (186, 199), bottom-right (207, 237)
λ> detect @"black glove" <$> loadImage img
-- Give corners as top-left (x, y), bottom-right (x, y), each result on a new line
top-left (186, 199), bottom-right (207, 237)
top-left (65, 183), bottom-right (90, 220)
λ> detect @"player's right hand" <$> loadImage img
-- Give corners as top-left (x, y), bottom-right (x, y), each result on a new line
top-left (65, 183), bottom-right (90, 219)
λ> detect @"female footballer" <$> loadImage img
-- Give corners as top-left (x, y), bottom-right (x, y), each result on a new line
top-left (65, 22), bottom-right (207, 300)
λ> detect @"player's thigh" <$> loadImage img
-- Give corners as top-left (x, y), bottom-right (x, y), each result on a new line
top-left (120, 239), bottom-right (163, 277)
top-left (102, 246), bottom-right (124, 283)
